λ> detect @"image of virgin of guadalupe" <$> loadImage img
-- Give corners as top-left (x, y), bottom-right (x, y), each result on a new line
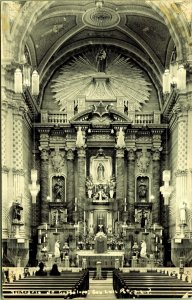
top-left (97, 163), bottom-right (105, 181)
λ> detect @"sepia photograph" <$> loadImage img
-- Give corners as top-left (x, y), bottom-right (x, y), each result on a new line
top-left (1, 0), bottom-right (192, 299)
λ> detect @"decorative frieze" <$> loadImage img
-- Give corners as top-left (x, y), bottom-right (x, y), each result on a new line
top-left (51, 148), bottom-right (65, 173)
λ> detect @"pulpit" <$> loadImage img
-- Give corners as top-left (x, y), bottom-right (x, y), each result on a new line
top-left (94, 231), bottom-right (107, 253)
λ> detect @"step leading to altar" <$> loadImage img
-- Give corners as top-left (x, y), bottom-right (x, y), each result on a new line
top-left (77, 250), bottom-right (124, 268)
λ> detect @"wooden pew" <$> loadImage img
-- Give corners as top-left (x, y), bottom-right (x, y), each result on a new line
top-left (113, 270), bottom-right (192, 298)
top-left (3, 270), bottom-right (89, 298)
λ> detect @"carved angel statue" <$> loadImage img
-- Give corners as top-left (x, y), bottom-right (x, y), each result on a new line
top-left (86, 176), bottom-right (94, 198)
top-left (76, 127), bottom-right (85, 148)
top-left (116, 127), bottom-right (125, 149)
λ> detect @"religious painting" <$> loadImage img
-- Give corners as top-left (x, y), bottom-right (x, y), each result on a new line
top-left (51, 176), bottom-right (66, 202)
top-left (90, 156), bottom-right (112, 184)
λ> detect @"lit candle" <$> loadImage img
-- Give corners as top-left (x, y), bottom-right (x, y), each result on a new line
top-left (84, 223), bottom-right (86, 235)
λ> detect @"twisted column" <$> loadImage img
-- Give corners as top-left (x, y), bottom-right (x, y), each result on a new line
top-left (77, 147), bottom-right (86, 222)
top-left (40, 149), bottom-right (49, 223)
top-left (116, 148), bottom-right (125, 220)
top-left (66, 149), bottom-right (75, 222)
top-left (127, 149), bottom-right (136, 224)
top-left (152, 149), bottom-right (161, 224)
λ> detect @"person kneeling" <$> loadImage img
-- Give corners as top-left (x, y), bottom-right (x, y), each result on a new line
top-left (50, 264), bottom-right (61, 276)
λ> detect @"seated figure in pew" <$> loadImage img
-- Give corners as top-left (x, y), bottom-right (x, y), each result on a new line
top-left (35, 262), bottom-right (47, 276)
top-left (50, 264), bottom-right (61, 276)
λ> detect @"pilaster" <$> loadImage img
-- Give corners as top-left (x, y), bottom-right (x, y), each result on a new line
top-left (152, 149), bottom-right (161, 224)
top-left (116, 148), bottom-right (125, 218)
top-left (127, 149), bottom-right (136, 224)
top-left (39, 132), bottom-right (50, 223)
top-left (66, 148), bottom-right (75, 222)
top-left (77, 147), bottom-right (86, 221)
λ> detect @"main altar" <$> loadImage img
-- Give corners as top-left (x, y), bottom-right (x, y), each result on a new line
top-left (27, 55), bottom-right (167, 268)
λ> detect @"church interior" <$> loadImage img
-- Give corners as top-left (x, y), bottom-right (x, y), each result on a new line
top-left (1, 0), bottom-right (192, 294)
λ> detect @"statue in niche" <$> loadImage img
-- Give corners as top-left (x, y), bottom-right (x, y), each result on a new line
top-left (138, 184), bottom-right (147, 202)
top-left (96, 49), bottom-right (107, 72)
top-left (97, 163), bottom-right (105, 181)
top-left (53, 178), bottom-right (63, 201)
top-left (180, 201), bottom-right (187, 224)
top-left (12, 201), bottom-right (23, 221)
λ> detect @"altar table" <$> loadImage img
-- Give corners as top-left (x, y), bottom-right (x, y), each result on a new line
top-left (77, 250), bottom-right (124, 268)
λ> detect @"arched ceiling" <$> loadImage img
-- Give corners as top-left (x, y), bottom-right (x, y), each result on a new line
top-left (3, 0), bottom-right (191, 108)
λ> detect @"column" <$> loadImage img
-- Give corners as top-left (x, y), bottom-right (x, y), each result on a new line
top-left (66, 149), bottom-right (75, 222)
top-left (12, 108), bottom-right (25, 199)
top-left (152, 149), bottom-right (161, 224)
top-left (127, 149), bottom-right (136, 224)
top-left (116, 148), bottom-right (125, 219)
top-left (175, 108), bottom-right (188, 230)
top-left (77, 147), bottom-right (86, 222)
top-left (40, 148), bottom-right (49, 223)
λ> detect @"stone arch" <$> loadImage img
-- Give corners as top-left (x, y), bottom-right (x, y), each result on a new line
top-left (148, 1), bottom-right (191, 61)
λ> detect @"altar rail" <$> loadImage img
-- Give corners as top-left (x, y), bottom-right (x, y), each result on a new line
top-left (40, 110), bottom-right (161, 124)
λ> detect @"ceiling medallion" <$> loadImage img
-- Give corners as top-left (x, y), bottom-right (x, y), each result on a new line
top-left (82, 7), bottom-right (120, 29)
